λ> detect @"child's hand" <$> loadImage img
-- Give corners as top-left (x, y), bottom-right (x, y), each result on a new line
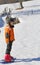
top-left (13, 38), bottom-right (15, 41)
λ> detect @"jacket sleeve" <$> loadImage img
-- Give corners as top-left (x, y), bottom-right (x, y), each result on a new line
top-left (5, 27), bottom-right (10, 43)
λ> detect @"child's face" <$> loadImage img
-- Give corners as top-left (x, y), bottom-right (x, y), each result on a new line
top-left (10, 21), bottom-right (14, 26)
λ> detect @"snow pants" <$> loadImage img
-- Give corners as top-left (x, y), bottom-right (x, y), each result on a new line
top-left (6, 41), bottom-right (12, 54)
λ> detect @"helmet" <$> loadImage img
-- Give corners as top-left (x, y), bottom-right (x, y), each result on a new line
top-left (6, 16), bottom-right (16, 24)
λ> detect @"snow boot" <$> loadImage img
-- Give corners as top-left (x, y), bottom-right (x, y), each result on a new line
top-left (4, 54), bottom-right (11, 62)
top-left (10, 55), bottom-right (14, 59)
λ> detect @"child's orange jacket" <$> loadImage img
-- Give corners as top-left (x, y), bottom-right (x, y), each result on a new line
top-left (4, 25), bottom-right (15, 43)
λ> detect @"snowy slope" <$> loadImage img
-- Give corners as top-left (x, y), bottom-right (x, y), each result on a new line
top-left (0, 1), bottom-right (40, 65)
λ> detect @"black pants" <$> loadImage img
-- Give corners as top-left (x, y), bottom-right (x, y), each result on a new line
top-left (6, 42), bottom-right (12, 54)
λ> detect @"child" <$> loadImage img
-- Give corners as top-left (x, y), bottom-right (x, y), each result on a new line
top-left (4, 17), bottom-right (15, 62)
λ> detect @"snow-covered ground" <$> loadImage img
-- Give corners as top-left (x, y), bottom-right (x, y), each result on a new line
top-left (0, 1), bottom-right (40, 65)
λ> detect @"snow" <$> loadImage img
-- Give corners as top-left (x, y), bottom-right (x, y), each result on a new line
top-left (0, 0), bottom-right (40, 65)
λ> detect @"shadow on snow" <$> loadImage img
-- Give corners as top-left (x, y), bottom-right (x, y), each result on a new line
top-left (0, 57), bottom-right (40, 64)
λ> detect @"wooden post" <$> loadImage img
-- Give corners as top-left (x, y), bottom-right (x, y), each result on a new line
top-left (19, 0), bottom-right (24, 8)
